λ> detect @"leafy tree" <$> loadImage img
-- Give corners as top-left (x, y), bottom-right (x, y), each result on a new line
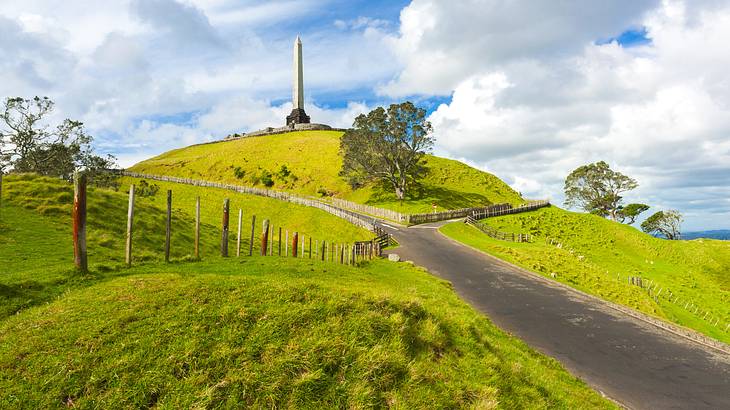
top-left (564, 161), bottom-right (638, 220)
top-left (0, 96), bottom-right (117, 184)
top-left (340, 101), bottom-right (433, 201)
top-left (616, 203), bottom-right (650, 224)
top-left (641, 210), bottom-right (683, 240)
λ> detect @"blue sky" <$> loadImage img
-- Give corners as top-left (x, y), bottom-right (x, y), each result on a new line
top-left (1, 0), bottom-right (729, 231)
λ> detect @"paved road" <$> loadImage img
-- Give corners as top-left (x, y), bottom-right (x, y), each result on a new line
top-left (378, 221), bottom-right (730, 409)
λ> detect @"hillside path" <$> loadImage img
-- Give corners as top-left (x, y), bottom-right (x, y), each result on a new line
top-left (377, 220), bottom-right (730, 410)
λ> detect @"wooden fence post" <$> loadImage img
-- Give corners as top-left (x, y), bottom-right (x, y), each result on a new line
top-left (236, 209), bottom-right (243, 256)
top-left (301, 234), bottom-right (305, 258)
top-left (249, 215), bottom-right (256, 256)
top-left (261, 219), bottom-right (270, 256)
top-left (194, 196), bottom-right (200, 259)
top-left (73, 171), bottom-right (88, 272)
top-left (292, 232), bottom-right (298, 257)
top-left (221, 199), bottom-right (230, 257)
top-left (125, 184), bottom-right (135, 266)
top-left (286, 230), bottom-right (289, 256)
top-left (309, 237), bottom-right (312, 259)
top-left (165, 190), bottom-right (172, 262)
top-left (321, 241), bottom-right (325, 261)
top-left (279, 227), bottom-right (282, 256)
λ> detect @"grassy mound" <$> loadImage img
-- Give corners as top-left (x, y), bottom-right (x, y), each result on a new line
top-left (0, 258), bottom-right (614, 409)
top-left (129, 130), bottom-right (523, 213)
top-left (441, 206), bottom-right (730, 343)
top-left (0, 174), bottom-right (370, 318)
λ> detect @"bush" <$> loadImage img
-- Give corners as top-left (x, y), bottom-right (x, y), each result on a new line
top-left (233, 166), bottom-right (246, 180)
top-left (137, 180), bottom-right (160, 197)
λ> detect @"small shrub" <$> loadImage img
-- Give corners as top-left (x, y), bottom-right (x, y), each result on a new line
top-left (317, 187), bottom-right (333, 197)
top-left (252, 169), bottom-right (274, 187)
top-left (278, 165), bottom-right (291, 179)
top-left (233, 166), bottom-right (246, 180)
top-left (137, 180), bottom-right (160, 197)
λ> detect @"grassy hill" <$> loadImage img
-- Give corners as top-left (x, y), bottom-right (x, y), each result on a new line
top-left (441, 206), bottom-right (730, 343)
top-left (0, 175), bottom-right (613, 408)
top-left (130, 130), bottom-right (523, 214)
top-left (0, 174), bottom-right (370, 319)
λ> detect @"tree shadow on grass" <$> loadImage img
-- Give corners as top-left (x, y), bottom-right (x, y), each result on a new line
top-left (364, 182), bottom-right (493, 211)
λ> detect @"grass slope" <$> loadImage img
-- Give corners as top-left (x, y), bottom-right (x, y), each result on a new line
top-left (0, 177), bottom-right (612, 408)
top-left (0, 174), bottom-right (369, 319)
top-left (130, 130), bottom-right (523, 213)
top-left (441, 206), bottom-right (730, 343)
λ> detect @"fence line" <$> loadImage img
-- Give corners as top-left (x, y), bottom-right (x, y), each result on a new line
top-left (119, 170), bottom-right (550, 227)
top-left (470, 200), bottom-right (550, 220)
top-left (465, 215), bottom-right (532, 243)
top-left (121, 171), bottom-right (379, 232)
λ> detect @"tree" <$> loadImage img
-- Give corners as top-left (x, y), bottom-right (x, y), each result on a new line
top-left (641, 210), bottom-right (683, 240)
top-left (616, 203), bottom-right (650, 224)
top-left (0, 96), bottom-right (117, 184)
top-left (564, 161), bottom-right (638, 220)
top-left (340, 102), bottom-right (433, 200)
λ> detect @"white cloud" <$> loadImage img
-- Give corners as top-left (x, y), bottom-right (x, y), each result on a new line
top-left (385, 0), bottom-right (730, 230)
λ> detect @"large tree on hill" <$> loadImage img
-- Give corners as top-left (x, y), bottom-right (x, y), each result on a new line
top-left (641, 210), bottom-right (683, 240)
top-left (340, 102), bottom-right (434, 200)
top-left (564, 161), bottom-right (638, 220)
top-left (0, 97), bottom-right (117, 185)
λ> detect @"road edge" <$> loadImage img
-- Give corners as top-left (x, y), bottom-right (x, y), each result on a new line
top-left (436, 228), bottom-right (730, 356)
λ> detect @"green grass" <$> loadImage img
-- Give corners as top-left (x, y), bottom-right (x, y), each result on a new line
top-left (0, 174), bottom-right (370, 319)
top-left (440, 206), bottom-right (730, 343)
top-left (0, 175), bottom-right (614, 408)
top-left (129, 130), bottom-right (524, 213)
top-left (0, 259), bottom-right (614, 409)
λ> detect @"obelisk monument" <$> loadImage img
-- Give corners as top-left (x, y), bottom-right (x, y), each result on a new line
top-left (286, 36), bottom-right (311, 126)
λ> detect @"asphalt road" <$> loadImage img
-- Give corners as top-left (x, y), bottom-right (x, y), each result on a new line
top-left (379, 221), bottom-right (730, 409)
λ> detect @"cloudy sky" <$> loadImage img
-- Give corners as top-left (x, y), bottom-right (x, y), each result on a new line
top-left (2, 0), bottom-right (729, 231)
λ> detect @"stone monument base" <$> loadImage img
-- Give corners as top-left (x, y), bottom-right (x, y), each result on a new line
top-left (286, 108), bottom-right (310, 126)
top-left (224, 123), bottom-right (338, 140)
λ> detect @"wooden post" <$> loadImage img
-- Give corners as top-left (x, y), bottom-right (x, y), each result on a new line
top-left (261, 219), bottom-right (270, 256)
top-left (286, 230), bottom-right (289, 257)
top-left (248, 215), bottom-right (256, 256)
top-left (165, 190), bottom-right (172, 262)
top-left (340, 244), bottom-right (344, 264)
top-left (270, 224), bottom-right (274, 255)
top-left (278, 227), bottom-right (282, 256)
top-left (301, 234), bottom-right (305, 258)
top-left (221, 199), bottom-right (230, 257)
top-left (73, 171), bottom-right (88, 272)
top-left (194, 196), bottom-right (200, 259)
top-left (236, 209), bottom-right (243, 257)
top-left (125, 184), bottom-right (135, 266)
top-left (292, 232), bottom-right (298, 257)
top-left (351, 245), bottom-right (356, 265)
top-left (321, 241), bottom-right (325, 261)
top-left (309, 237), bottom-right (312, 259)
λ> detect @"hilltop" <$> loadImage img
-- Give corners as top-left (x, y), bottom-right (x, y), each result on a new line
top-left (130, 130), bottom-right (524, 214)
top-left (441, 206), bottom-right (730, 343)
